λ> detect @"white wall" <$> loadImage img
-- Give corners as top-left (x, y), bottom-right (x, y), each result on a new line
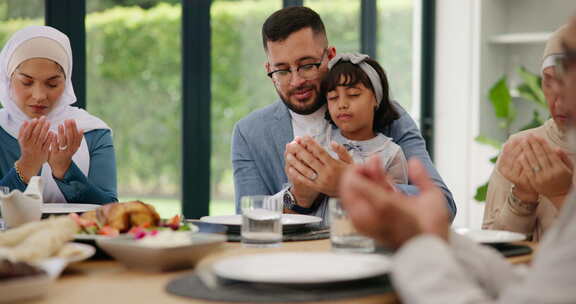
top-left (435, 0), bottom-right (486, 228)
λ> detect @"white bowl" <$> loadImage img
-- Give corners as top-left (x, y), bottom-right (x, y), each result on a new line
top-left (96, 232), bottom-right (225, 271)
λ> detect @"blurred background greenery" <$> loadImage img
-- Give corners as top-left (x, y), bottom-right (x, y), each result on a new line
top-left (0, 0), bottom-right (414, 218)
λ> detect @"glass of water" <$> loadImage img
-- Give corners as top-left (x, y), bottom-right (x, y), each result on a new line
top-left (329, 198), bottom-right (375, 253)
top-left (0, 186), bottom-right (9, 231)
top-left (241, 195), bottom-right (283, 247)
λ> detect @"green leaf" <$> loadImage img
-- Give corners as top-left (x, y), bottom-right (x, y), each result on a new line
top-left (475, 135), bottom-right (502, 149)
top-left (489, 155), bottom-right (498, 164)
top-left (517, 66), bottom-right (546, 107)
top-left (488, 76), bottom-right (515, 125)
top-left (474, 182), bottom-right (489, 202)
top-left (517, 83), bottom-right (544, 107)
top-left (519, 110), bottom-right (545, 131)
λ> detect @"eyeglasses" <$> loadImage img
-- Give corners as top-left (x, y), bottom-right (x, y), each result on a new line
top-left (267, 48), bottom-right (328, 85)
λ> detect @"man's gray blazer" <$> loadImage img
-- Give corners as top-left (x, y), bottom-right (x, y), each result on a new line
top-left (232, 101), bottom-right (457, 219)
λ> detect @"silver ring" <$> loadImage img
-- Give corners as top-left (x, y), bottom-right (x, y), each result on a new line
top-left (532, 166), bottom-right (541, 173)
top-left (309, 172), bottom-right (318, 181)
top-left (58, 145), bottom-right (68, 151)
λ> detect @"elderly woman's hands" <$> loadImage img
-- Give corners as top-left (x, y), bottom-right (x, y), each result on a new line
top-left (499, 134), bottom-right (573, 210)
top-left (15, 116), bottom-right (54, 183)
top-left (520, 135), bottom-right (573, 209)
top-left (497, 137), bottom-right (540, 203)
top-left (48, 119), bottom-right (83, 180)
top-left (340, 156), bottom-right (449, 250)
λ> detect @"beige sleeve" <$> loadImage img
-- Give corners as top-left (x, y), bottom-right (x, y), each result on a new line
top-left (482, 158), bottom-right (538, 236)
top-left (392, 235), bottom-right (500, 303)
top-left (385, 146), bottom-right (408, 185)
top-left (392, 220), bottom-right (576, 303)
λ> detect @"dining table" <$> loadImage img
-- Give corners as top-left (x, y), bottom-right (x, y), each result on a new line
top-left (26, 238), bottom-right (537, 304)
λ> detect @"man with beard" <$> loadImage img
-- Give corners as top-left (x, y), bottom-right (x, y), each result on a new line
top-left (232, 6), bottom-right (456, 219)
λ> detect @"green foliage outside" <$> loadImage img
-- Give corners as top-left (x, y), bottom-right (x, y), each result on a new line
top-left (474, 67), bottom-right (547, 202)
top-left (86, 5), bottom-right (183, 196)
top-left (0, 1), bottom-right (414, 215)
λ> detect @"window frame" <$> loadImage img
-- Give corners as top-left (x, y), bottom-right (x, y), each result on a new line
top-left (43, 0), bottom-right (435, 218)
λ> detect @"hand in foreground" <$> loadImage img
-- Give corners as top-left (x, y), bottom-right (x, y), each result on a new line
top-left (48, 119), bottom-right (84, 179)
top-left (285, 136), bottom-right (352, 197)
top-left (497, 136), bottom-right (539, 202)
top-left (16, 116), bottom-right (53, 183)
top-left (519, 135), bottom-right (573, 209)
top-left (340, 156), bottom-right (449, 250)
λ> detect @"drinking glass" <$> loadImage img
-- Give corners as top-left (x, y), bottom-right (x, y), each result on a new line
top-left (329, 198), bottom-right (375, 253)
top-left (241, 195), bottom-right (283, 247)
top-left (0, 186), bottom-right (9, 231)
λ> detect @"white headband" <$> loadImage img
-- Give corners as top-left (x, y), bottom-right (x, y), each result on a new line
top-left (541, 53), bottom-right (564, 75)
top-left (328, 53), bottom-right (384, 107)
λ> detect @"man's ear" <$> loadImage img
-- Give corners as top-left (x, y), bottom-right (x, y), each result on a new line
top-left (264, 61), bottom-right (271, 73)
top-left (327, 46), bottom-right (337, 61)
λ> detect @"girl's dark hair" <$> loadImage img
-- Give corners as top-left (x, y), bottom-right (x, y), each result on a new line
top-left (321, 58), bottom-right (399, 131)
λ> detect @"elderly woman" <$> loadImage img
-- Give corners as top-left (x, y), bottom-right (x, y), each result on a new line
top-left (0, 26), bottom-right (117, 204)
top-left (482, 24), bottom-right (574, 241)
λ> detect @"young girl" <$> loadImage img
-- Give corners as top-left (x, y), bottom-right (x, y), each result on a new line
top-left (322, 53), bottom-right (408, 185)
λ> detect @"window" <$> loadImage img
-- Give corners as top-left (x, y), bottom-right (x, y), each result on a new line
top-left (0, 0), bottom-right (428, 219)
top-left (0, 0), bottom-right (44, 76)
top-left (0, 0), bottom-right (44, 110)
top-left (377, 0), bottom-right (419, 120)
top-left (207, 0), bottom-right (423, 215)
top-left (86, 1), bottom-right (182, 218)
top-left (209, 0), bottom-right (281, 215)
top-left (0, 0), bottom-right (43, 25)
top-left (305, 0), bottom-right (361, 54)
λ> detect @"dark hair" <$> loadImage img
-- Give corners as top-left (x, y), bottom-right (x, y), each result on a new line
top-left (262, 6), bottom-right (327, 51)
top-left (321, 58), bottom-right (399, 131)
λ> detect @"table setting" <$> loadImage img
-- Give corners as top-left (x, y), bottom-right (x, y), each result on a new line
top-left (167, 251), bottom-right (395, 303)
top-left (454, 228), bottom-right (534, 258)
top-left (197, 213), bottom-right (328, 242)
top-left (0, 190), bottom-right (536, 304)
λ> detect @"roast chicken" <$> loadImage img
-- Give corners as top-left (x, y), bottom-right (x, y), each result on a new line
top-left (81, 201), bottom-right (161, 233)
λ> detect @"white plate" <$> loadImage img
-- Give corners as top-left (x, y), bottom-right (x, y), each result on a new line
top-left (56, 242), bottom-right (96, 264)
top-left (213, 252), bottom-right (391, 284)
top-left (96, 232), bottom-right (225, 271)
top-left (41, 203), bottom-right (100, 215)
top-left (455, 228), bottom-right (526, 244)
top-left (200, 214), bottom-right (322, 227)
